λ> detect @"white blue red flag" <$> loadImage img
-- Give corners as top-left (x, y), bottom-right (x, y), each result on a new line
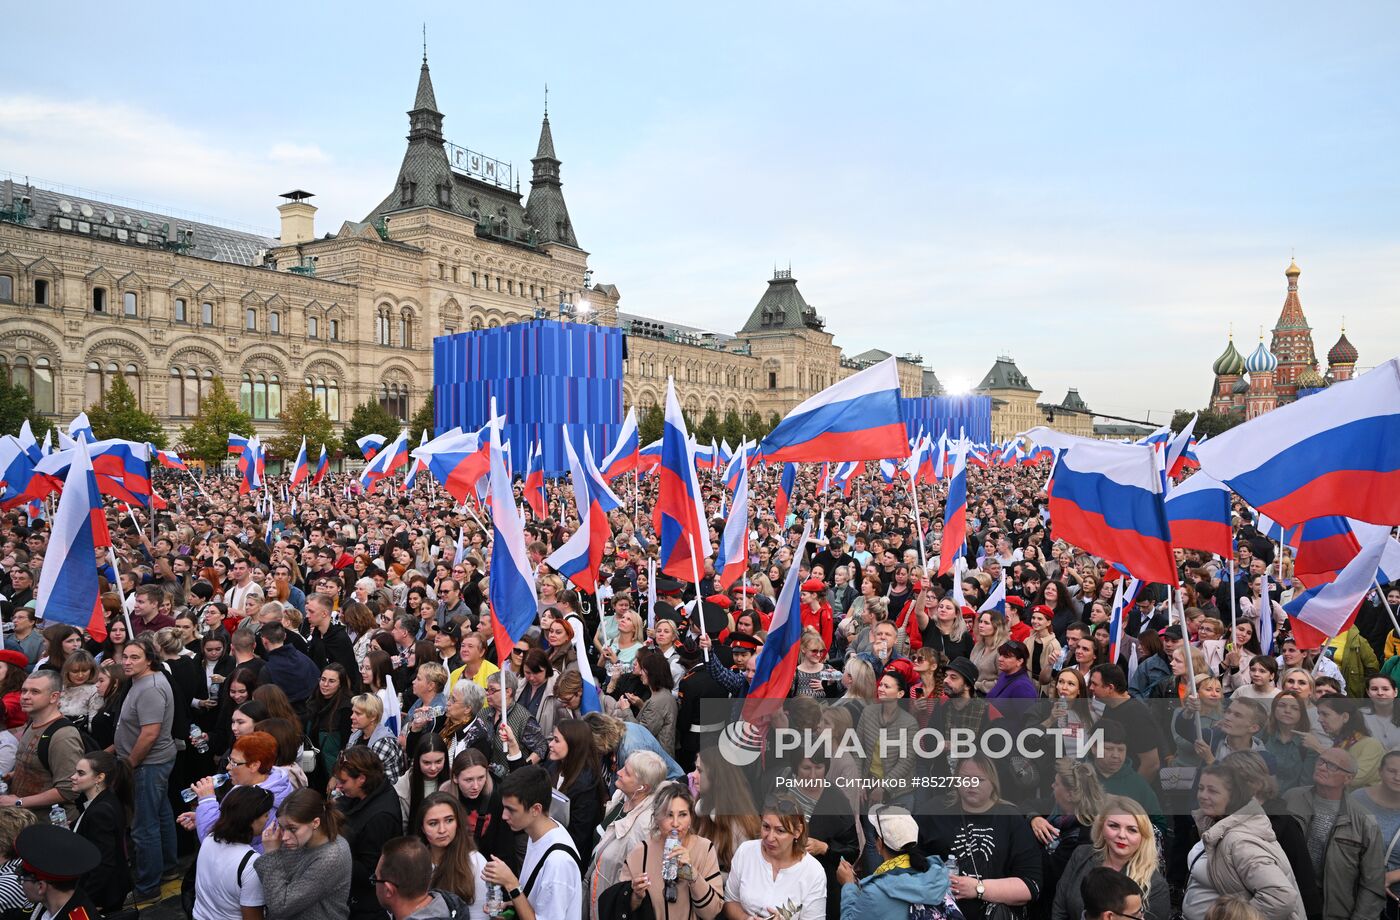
top-left (228, 433), bottom-right (248, 456)
top-left (17, 422), bottom-right (42, 464)
top-left (1048, 440), bottom-right (1177, 585)
top-left (68, 412), bottom-right (95, 443)
top-left (599, 407), bottom-right (640, 481)
top-left (1197, 357), bottom-right (1400, 526)
top-left (486, 411), bottom-right (538, 666)
top-left (1165, 472), bottom-right (1233, 558)
top-left (238, 437), bottom-right (264, 494)
top-left (638, 439), bottom-right (663, 475)
top-left (1284, 537), bottom-right (1386, 639)
top-left (311, 444), bottom-right (329, 485)
top-left (359, 430), bottom-right (409, 490)
top-left (978, 573), bottom-right (1007, 615)
top-left (774, 462), bottom-right (797, 525)
top-left (759, 356), bottom-right (909, 463)
top-left (357, 434), bottom-right (387, 461)
top-left (522, 440), bottom-right (546, 519)
top-left (289, 437), bottom-right (309, 487)
top-left (744, 523), bottom-right (812, 718)
top-left (544, 432), bottom-right (622, 594)
top-left (36, 440), bottom-right (110, 640)
top-left (715, 445), bottom-right (750, 591)
top-left (939, 440), bottom-right (968, 577)
top-left (403, 430), bottom-right (428, 491)
top-left (153, 447), bottom-right (189, 472)
top-left (656, 379), bottom-right (711, 582)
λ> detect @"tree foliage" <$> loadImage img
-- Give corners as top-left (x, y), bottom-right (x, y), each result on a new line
top-left (178, 377), bottom-right (253, 465)
top-left (744, 412), bottom-right (771, 445)
top-left (721, 410), bottom-right (746, 447)
top-left (88, 374), bottom-right (166, 448)
top-left (343, 400), bottom-right (401, 456)
top-left (267, 389), bottom-right (336, 460)
top-left (1171, 408), bottom-right (1244, 439)
top-left (638, 405), bottom-right (663, 446)
top-left (694, 409), bottom-right (721, 444)
top-left (0, 381), bottom-right (51, 440)
top-left (409, 391), bottom-right (436, 440)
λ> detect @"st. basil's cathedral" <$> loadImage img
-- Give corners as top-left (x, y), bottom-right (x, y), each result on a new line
top-left (1208, 259), bottom-right (1359, 420)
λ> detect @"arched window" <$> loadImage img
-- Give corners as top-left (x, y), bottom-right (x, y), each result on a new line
top-left (201, 301), bottom-right (214, 325)
top-left (379, 382), bottom-right (409, 420)
top-left (11, 356), bottom-right (30, 394)
top-left (399, 312), bottom-right (412, 348)
top-left (168, 368), bottom-right (183, 416)
top-left (31, 357), bottom-right (52, 413)
top-left (253, 373), bottom-right (268, 419)
top-left (376, 308), bottom-right (391, 345)
top-left (269, 312), bottom-right (280, 334)
top-left (0, 276), bottom-right (12, 302)
top-left (85, 361), bottom-right (102, 406)
top-left (174, 298), bottom-right (187, 323)
top-left (328, 379), bottom-right (340, 420)
top-left (184, 368), bottom-right (200, 415)
top-left (268, 374), bottom-right (282, 419)
top-left (0, 354), bottom-right (8, 384)
top-left (124, 364), bottom-right (140, 406)
top-left (200, 369), bottom-right (213, 406)
top-left (240, 372), bottom-right (253, 415)
top-left (246, 308), bottom-right (257, 331)
top-left (328, 318), bottom-right (339, 341)
top-left (314, 377), bottom-right (328, 411)
top-left (123, 292), bottom-right (138, 316)
top-left (308, 315), bottom-right (319, 339)
top-left (92, 288), bottom-right (107, 313)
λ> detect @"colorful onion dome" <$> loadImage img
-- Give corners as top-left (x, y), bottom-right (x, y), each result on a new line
top-left (1212, 338), bottom-right (1246, 376)
top-left (1245, 340), bottom-right (1278, 374)
top-left (1297, 367), bottom-right (1325, 389)
top-left (1328, 331), bottom-right (1358, 366)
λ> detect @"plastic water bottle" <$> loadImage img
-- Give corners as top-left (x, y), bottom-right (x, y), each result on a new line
top-left (189, 725), bottom-right (209, 754)
top-left (818, 667), bottom-right (843, 682)
top-left (945, 855), bottom-right (960, 878)
top-left (180, 773), bottom-right (230, 803)
top-left (48, 804), bottom-right (68, 830)
top-left (484, 884), bottom-right (503, 917)
top-left (662, 828), bottom-right (680, 902)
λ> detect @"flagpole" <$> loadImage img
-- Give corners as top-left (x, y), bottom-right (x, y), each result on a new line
top-left (185, 468), bottom-right (206, 497)
top-left (107, 545), bottom-right (136, 640)
top-left (1227, 557), bottom-right (1239, 675)
top-left (687, 547), bottom-right (709, 664)
top-left (909, 476), bottom-right (927, 569)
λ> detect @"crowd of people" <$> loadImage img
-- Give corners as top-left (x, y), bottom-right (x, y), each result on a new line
top-left (0, 453), bottom-right (1396, 920)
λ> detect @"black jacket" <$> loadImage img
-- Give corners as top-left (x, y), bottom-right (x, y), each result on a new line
top-left (309, 623), bottom-right (361, 691)
top-left (807, 785), bottom-right (859, 920)
top-left (75, 788), bottom-right (131, 911)
top-left (338, 778), bottom-right (403, 920)
top-left (262, 644), bottom-right (321, 707)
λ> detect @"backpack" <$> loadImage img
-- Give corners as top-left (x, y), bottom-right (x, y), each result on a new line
top-left (34, 717), bottom-right (100, 773)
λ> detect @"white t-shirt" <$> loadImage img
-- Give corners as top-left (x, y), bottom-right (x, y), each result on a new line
top-left (194, 838), bottom-right (265, 920)
top-left (519, 823), bottom-right (580, 920)
top-left (464, 850), bottom-right (488, 920)
top-left (722, 839), bottom-right (827, 920)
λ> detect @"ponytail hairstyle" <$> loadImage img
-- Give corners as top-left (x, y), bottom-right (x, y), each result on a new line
top-left (276, 787), bottom-right (343, 842)
top-left (78, 751), bottom-right (134, 820)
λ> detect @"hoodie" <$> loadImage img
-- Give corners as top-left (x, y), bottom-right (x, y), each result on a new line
top-left (194, 768), bottom-right (296, 852)
top-left (840, 858), bottom-right (951, 918)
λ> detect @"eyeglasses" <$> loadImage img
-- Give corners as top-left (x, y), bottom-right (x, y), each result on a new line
top-left (228, 758), bottom-right (249, 768)
top-left (369, 875), bottom-right (393, 886)
top-left (1318, 760), bottom-right (1356, 775)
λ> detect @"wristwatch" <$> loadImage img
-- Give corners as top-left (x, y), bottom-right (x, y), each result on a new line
top-left (505, 887), bottom-right (521, 902)
top-left (12, 799), bottom-right (20, 809)
top-left (975, 880), bottom-right (985, 899)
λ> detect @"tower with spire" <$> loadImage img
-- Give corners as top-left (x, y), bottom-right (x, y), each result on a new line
top-left (365, 53), bottom-right (455, 220)
top-left (1269, 259), bottom-right (1319, 403)
top-left (524, 98), bottom-right (578, 248)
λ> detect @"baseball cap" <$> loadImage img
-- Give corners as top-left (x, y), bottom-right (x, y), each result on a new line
top-left (868, 805), bottom-right (918, 850)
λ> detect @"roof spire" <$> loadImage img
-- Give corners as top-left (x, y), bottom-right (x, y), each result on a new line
top-left (422, 23), bottom-right (427, 63)
top-left (544, 83), bottom-right (548, 118)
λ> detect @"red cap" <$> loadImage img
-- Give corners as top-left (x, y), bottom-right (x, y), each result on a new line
top-left (801, 579), bottom-right (826, 593)
top-left (1006, 596), bottom-right (1026, 609)
top-left (0, 650), bottom-right (29, 670)
top-left (705, 594), bottom-right (732, 609)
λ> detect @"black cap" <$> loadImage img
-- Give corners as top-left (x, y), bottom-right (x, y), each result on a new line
top-left (16, 824), bottom-right (100, 881)
top-left (697, 600), bottom-right (729, 638)
top-left (652, 601), bottom-right (681, 626)
top-left (945, 657), bottom-right (979, 687)
top-left (654, 575), bottom-right (686, 595)
top-left (1161, 624), bottom-right (1184, 640)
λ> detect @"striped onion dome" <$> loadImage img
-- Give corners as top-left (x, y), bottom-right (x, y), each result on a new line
top-left (1244, 340), bottom-right (1278, 374)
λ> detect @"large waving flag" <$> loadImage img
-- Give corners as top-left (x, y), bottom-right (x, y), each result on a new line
top-left (356, 434), bottom-right (387, 461)
top-left (311, 444), bottom-right (330, 485)
top-left (6, 439), bottom-right (151, 509)
top-left (359, 430), bottom-right (409, 490)
top-left (414, 424), bottom-right (496, 504)
top-left (227, 433), bottom-right (248, 456)
top-left (68, 412), bottom-right (95, 443)
top-left (1196, 357), bottom-right (1400, 527)
top-left (1165, 472), bottom-right (1233, 558)
top-left (939, 440), bottom-right (969, 576)
top-left (36, 441), bottom-right (110, 641)
top-left (1048, 440), bottom-right (1177, 584)
top-left (238, 437), bottom-right (264, 494)
top-left (403, 430), bottom-right (428, 491)
top-left (544, 433), bottom-right (622, 594)
top-left (831, 461), bottom-right (860, 496)
top-left (715, 445), bottom-right (751, 590)
top-left (486, 411), bottom-right (538, 666)
top-left (289, 437), bottom-right (310, 488)
top-left (723, 442), bottom-right (749, 492)
top-left (774, 462), bottom-right (797, 525)
top-left (759, 357), bottom-right (909, 462)
top-left (153, 447), bottom-right (189, 472)
top-left (978, 573), bottom-right (1007, 614)
top-left (1166, 415), bottom-right (1199, 479)
top-left (0, 437), bottom-right (37, 508)
top-left (17, 422), bottom-right (42, 465)
top-left (656, 379), bottom-right (712, 582)
top-left (522, 440), bottom-right (546, 519)
top-left (1285, 537), bottom-right (1386, 640)
top-left (638, 439), bottom-right (663, 475)
top-left (745, 523), bottom-right (813, 717)
top-left (599, 407), bottom-right (640, 481)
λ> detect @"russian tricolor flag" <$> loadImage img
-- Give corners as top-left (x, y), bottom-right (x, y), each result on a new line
top-left (415, 424), bottom-right (497, 505)
top-left (0, 436), bottom-right (37, 508)
top-left (68, 412), bottom-right (95, 443)
top-left (36, 440), bottom-right (110, 641)
top-left (1165, 472), bottom-right (1233, 558)
top-left (599, 407), bottom-right (640, 481)
top-left (544, 432), bottom-right (621, 594)
top-left (692, 440), bottom-right (717, 472)
top-left (486, 411), bottom-right (538, 667)
top-left (744, 523), bottom-right (813, 719)
top-left (939, 441), bottom-right (968, 577)
top-left (638, 439), bottom-right (663, 475)
top-left (238, 437), bottom-right (264, 494)
top-left (403, 430), bottom-right (428, 491)
top-left (289, 437), bottom-right (310, 488)
top-left (759, 356), bottom-right (909, 463)
top-left (311, 444), bottom-right (329, 485)
top-left (356, 433), bottom-right (386, 461)
top-left (978, 573), bottom-right (1007, 614)
top-left (1197, 357), bottom-right (1400, 527)
top-left (359, 430), bottom-right (409, 490)
top-left (228, 433), bottom-right (248, 456)
top-left (775, 462), bottom-right (797, 525)
top-left (1049, 440), bottom-right (1177, 585)
top-left (715, 445), bottom-right (751, 591)
top-left (1285, 536), bottom-right (1386, 639)
top-left (656, 379), bottom-right (712, 583)
top-left (153, 447), bottom-right (189, 472)
top-left (523, 440), bottom-right (546, 519)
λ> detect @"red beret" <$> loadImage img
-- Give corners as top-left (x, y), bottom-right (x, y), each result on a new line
top-left (1006, 596), bottom-right (1026, 609)
top-left (705, 594), bottom-right (732, 609)
top-left (801, 579), bottom-right (826, 593)
top-left (960, 605), bottom-right (979, 618)
top-left (1033, 604), bottom-right (1054, 618)
top-left (0, 650), bottom-right (30, 670)
top-left (734, 585), bottom-right (760, 596)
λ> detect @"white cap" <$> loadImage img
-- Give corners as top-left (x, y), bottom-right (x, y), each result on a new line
top-left (869, 804), bottom-right (918, 851)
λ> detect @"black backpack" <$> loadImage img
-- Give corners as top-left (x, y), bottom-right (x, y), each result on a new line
top-left (35, 717), bottom-right (101, 772)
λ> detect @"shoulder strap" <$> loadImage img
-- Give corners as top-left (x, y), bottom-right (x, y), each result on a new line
top-left (522, 842), bottom-right (578, 896)
top-left (237, 849), bottom-right (255, 888)
top-left (35, 717), bottom-right (75, 770)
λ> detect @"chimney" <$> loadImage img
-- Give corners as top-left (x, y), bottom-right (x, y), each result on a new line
top-left (277, 190), bottom-right (316, 243)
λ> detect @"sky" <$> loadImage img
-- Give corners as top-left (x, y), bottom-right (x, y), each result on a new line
top-left (3, 2), bottom-right (1397, 423)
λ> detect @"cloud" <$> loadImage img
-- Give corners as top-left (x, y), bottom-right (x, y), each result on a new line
top-left (269, 143), bottom-right (331, 166)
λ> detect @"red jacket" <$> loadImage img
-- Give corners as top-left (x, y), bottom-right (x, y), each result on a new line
top-left (802, 602), bottom-right (834, 648)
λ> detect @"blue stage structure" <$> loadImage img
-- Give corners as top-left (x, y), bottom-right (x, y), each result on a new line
top-left (433, 320), bottom-right (626, 475)
top-left (902, 395), bottom-right (993, 445)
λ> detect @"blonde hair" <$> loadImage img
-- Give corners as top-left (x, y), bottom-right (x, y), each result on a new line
top-left (1055, 760), bottom-right (1106, 827)
top-left (351, 692), bottom-right (383, 724)
top-left (799, 629), bottom-right (825, 655)
top-left (842, 656), bottom-right (876, 702)
top-left (936, 596), bottom-right (968, 642)
top-left (1202, 897), bottom-right (1267, 920)
top-left (1091, 796), bottom-right (1157, 897)
top-left (978, 610), bottom-right (1010, 649)
top-left (417, 662), bottom-right (448, 693)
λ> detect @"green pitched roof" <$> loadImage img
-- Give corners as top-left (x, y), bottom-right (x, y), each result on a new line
top-left (976, 357), bottom-right (1037, 392)
top-left (739, 270), bottom-right (825, 333)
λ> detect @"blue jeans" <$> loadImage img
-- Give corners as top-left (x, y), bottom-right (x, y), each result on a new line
top-left (132, 759), bottom-right (177, 894)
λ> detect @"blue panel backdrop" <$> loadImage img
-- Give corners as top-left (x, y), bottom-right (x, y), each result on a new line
top-left (901, 395), bottom-right (993, 445)
top-left (433, 320), bottom-right (625, 475)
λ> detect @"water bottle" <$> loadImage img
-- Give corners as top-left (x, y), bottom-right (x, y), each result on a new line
top-left (945, 855), bottom-right (960, 878)
top-left (180, 773), bottom-right (230, 803)
top-left (189, 725), bottom-right (209, 754)
top-left (484, 883), bottom-right (503, 917)
top-left (818, 667), bottom-right (843, 682)
top-left (48, 804), bottom-right (68, 830)
top-left (662, 828), bottom-right (680, 903)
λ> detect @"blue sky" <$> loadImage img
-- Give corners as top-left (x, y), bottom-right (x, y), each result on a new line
top-left (3, 1), bottom-right (1397, 420)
